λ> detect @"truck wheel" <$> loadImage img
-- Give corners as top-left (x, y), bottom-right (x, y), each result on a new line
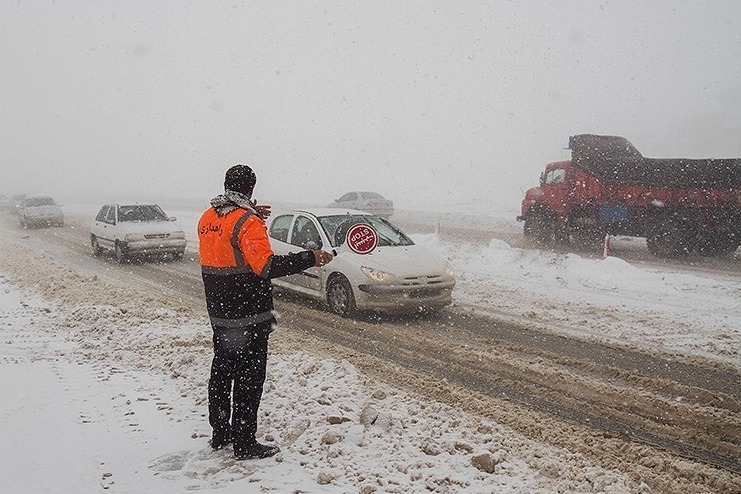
top-left (647, 225), bottom-right (691, 258)
top-left (524, 214), bottom-right (556, 246)
top-left (697, 234), bottom-right (739, 257)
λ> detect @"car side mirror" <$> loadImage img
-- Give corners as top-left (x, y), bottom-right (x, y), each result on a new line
top-left (169, 216), bottom-right (177, 221)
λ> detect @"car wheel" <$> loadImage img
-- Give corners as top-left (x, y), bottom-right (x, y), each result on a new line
top-left (114, 242), bottom-right (127, 263)
top-left (91, 235), bottom-right (102, 257)
top-left (326, 275), bottom-right (356, 317)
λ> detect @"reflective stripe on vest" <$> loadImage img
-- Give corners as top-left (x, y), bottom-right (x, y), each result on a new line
top-left (201, 265), bottom-right (254, 275)
top-left (209, 310), bottom-right (275, 328)
top-left (230, 211), bottom-right (252, 268)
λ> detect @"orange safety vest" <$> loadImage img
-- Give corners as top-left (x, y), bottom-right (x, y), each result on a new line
top-left (198, 207), bottom-right (273, 277)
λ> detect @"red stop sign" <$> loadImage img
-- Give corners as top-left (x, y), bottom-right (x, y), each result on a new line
top-left (346, 223), bottom-right (378, 254)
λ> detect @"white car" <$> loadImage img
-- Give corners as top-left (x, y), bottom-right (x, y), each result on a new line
top-left (328, 191), bottom-right (394, 218)
top-left (90, 203), bottom-right (186, 262)
top-left (7, 193), bottom-right (27, 215)
top-left (267, 208), bottom-right (455, 316)
top-left (17, 195), bottom-right (64, 228)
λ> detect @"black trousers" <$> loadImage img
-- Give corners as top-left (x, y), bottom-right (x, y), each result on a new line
top-left (208, 323), bottom-right (270, 454)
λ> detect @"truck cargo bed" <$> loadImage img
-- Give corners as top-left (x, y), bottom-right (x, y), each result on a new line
top-left (569, 134), bottom-right (741, 189)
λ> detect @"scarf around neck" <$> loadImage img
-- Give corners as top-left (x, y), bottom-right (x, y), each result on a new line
top-left (210, 190), bottom-right (258, 217)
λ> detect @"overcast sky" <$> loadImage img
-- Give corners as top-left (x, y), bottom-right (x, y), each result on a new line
top-left (2, 1), bottom-right (740, 211)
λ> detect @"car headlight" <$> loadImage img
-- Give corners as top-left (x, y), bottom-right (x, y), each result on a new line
top-left (445, 262), bottom-right (455, 278)
top-left (170, 231), bottom-right (185, 239)
top-left (361, 266), bottom-right (398, 283)
top-left (124, 234), bottom-right (145, 242)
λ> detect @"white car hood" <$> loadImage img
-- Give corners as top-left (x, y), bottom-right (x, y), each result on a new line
top-left (119, 221), bottom-right (182, 235)
top-left (342, 244), bottom-right (449, 277)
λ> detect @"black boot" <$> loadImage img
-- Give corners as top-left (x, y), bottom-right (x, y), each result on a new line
top-left (210, 429), bottom-right (232, 450)
top-left (234, 442), bottom-right (280, 460)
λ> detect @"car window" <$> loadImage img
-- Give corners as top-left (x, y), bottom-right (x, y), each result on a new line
top-left (141, 204), bottom-right (169, 221)
top-left (96, 206), bottom-right (108, 222)
top-left (290, 215), bottom-right (321, 248)
top-left (268, 214), bottom-right (293, 243)
top-left (361, 192), bottom-right (384, 200)
top-left (319, 214), bottom-right (414, 248)
top-left (338, 193), bottom-right (356, 202)
top-left (118, 204), bottom-right (169, 222)
top-left (25, 197), bottom-right (55, 207)
top-left (104, 206), bottom-right (116, 224)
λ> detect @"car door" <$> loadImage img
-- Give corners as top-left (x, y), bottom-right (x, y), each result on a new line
top-left (286, 215), bottom-right (323, 292)
top-left (542, 167), bottom-right (569, 217)
top-left (95, 205), bottom-right (117, 250)
top-left (268, 214), bottom-right (301, 290)
top-left (91, 206), bottom-right (107, 247)
top-left (18, 198), bottom-right (29, 221)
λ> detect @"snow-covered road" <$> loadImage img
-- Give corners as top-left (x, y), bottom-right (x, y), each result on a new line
top-left (1, 205), bottom-right (739, 493)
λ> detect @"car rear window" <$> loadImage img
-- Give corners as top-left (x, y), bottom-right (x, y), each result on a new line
top-left (26, 197), bottom-right (55, 207)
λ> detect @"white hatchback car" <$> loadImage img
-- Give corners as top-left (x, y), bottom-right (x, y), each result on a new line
top-left (90, 203), bottom-right (186, 262)
top-left (267, 208), bottom-right (455, 316)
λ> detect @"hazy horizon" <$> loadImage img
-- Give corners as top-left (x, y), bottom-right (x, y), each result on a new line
top-left (2, 1), bottom-right (740, 212)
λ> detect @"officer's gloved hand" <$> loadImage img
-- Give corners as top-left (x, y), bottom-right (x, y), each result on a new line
top-left (312, 250), bottom-right (334, 267)
top-left (253, 201), bottom-right (271, 219)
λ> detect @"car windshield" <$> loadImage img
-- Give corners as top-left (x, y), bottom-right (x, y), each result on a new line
top-left (318, 214), bottom-right (414, 248)
top-left (118, 204), bottom-right (169, 222)
top-left (26, 197), bottom-right (55, 207)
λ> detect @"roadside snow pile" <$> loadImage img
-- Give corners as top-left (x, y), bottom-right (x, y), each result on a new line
top-left (0, 244), bottom-right (647, 493)
top-left (413, 234), bottom-right (741, 365)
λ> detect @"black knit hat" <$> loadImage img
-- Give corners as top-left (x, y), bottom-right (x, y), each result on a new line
top-left (224, 164), bottom-right (257, 195)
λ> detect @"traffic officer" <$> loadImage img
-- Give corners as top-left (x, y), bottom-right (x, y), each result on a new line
top-left (198, 164), bottom-right (333, 460)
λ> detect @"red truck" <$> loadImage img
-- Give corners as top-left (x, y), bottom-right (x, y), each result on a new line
top-left (517, 134), bottom-right (741, 257)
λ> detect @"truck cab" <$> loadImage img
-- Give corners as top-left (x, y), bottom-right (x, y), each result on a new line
top-left (518, 161), bottom-right (574, 244)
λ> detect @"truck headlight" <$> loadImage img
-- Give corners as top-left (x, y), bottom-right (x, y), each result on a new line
top-left (171, 231), bottom-right (185, 239)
